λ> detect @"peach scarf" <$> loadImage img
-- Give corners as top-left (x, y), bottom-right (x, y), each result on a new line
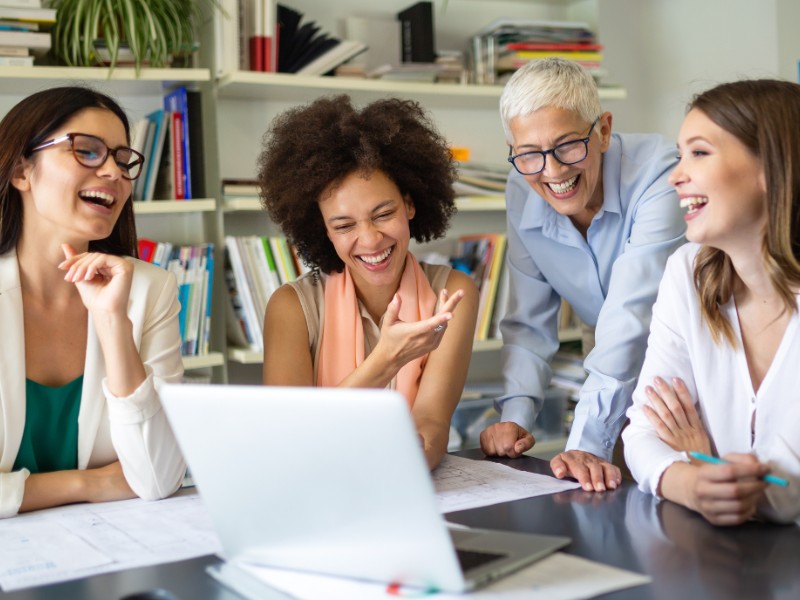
top-left (317, 254), bottom-right (437, 406)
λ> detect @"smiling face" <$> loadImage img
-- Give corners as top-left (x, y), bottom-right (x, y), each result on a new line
top-left (508, 106), bottom-right (611, 233)
top-left (670, 108), bottom-right (767, 255)
top-left (319, 169), bottom-right (415, 298)
top-left (14, 107), bottom-right (132, 249)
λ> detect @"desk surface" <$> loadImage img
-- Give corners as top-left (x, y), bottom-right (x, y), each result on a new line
top-left (3, 450), bottom-right (799, 599)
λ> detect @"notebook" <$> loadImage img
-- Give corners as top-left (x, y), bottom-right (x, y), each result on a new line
top-left (160, 384), bottom-right (570, 594)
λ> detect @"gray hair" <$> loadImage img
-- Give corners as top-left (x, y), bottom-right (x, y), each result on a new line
top-left (499, 57), bottom-right (602, 144)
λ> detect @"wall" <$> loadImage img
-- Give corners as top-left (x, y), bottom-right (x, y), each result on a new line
top-left (599, 0), bottom-right (792, 138)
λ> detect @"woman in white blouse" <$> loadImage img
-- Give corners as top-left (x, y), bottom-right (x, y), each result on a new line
top-left (623, 79), bottom-right (800, 526)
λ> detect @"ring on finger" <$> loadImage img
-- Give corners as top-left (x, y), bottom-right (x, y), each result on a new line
top-left (433, 324), bottom-right (445, 333)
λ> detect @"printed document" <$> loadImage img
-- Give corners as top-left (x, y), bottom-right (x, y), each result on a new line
top-left (0, 493), bottom-right (221, 592)
top-left (433, 455), bottom-right (580, 513)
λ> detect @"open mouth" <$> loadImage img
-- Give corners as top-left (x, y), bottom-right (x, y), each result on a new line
top-left (547, 175), bottom-right (579, 195)
top-left (358, 245), bottom-right (393, 265)
top-left (679, 196), bottom-right (708, 215)
top-left (79, 190), bottom-right (115, 208)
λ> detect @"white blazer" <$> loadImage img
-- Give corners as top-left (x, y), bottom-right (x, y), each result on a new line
top-left (0, 250), bottom-right (186, 517)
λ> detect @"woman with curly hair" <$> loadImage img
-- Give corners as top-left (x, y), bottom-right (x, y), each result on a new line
top-left (257, 95), bottom-right (478, 469)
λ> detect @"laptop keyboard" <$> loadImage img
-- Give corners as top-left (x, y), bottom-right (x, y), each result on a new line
top-left (456, 548), bottom-right (507, 572)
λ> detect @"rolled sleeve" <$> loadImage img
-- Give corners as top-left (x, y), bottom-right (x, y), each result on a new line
top-left (0, 469), bottom-right (29, 519)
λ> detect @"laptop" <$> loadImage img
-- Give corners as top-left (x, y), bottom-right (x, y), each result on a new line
top-left (161, 384), bottom-right (570, 594)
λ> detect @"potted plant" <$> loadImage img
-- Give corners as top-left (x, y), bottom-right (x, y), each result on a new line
top-left (47, 0), bottom-right (220, 71)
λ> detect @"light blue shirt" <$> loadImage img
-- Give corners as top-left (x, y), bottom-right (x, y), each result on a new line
top-left (497, 132), bottom-right (686, 461)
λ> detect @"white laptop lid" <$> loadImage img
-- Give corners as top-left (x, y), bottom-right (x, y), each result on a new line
top-left (161, 384), bottom-right (467, 591)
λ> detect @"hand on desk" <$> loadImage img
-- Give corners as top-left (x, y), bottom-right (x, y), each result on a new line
top-left (680, 453), bottom-right (768, 526)
top-left (550, 450), bottom-right (621, 492)
top-left (479, 422), bottom-right (535, 458)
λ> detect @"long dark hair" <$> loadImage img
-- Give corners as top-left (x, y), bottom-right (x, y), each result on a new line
top-left (0, 86), bottom-right (138, 256)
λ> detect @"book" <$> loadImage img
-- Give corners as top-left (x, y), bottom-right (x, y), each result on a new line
top-left (164, 87), bottom-right (192, 199)
top-left (0, 29), bottom-right (50, 50)
top-left (397, 1), bottom-right (435, 63)
top-left (295, 39), bottom-right (367, 76)
top-left (0, 6), bottom-right (55, 23)
top-left (276, 4), bottom-right (340, 73)
top-left (186, 90), bottom-right (205, 198)
top-left (129, 117), bottom-right (152, 201)
top-left (0, 0), bottom-right (42, 8)
top-left (0, 54), bottom-right (31, 65)
top-left (0, 44), bottom-right (30, 55)
top-left (142, 109), bottom-right (169, 201)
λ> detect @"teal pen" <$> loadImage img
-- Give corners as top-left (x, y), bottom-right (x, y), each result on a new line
top-left (688, 451), bottom-right (789, 487)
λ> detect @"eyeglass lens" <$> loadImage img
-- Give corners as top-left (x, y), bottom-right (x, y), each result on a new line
top-left (72, 134), bottom-right (143, 180)
top-left (512, 139), bottom-right (589, 175)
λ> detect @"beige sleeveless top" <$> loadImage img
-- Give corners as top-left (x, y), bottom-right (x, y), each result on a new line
top-left (288, 262), bottom-right (452, 387)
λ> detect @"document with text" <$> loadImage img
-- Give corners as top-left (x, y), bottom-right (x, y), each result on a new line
top-left (0, 493), bottom-right (221, 592)
top-left (433, 455), bottom-right (580, 513)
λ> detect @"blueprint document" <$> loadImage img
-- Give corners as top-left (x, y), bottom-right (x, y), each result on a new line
top-left (433, 455), bottom-right (580, 513)
top-left (0, 493), bottom-right (221, 592)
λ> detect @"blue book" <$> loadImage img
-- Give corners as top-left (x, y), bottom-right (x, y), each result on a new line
top-left (143, 109), bottom-right (168, 201)
top-left (163, 87), bottom-right (192, 199)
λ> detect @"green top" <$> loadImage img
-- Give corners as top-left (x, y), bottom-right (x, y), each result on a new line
top-left (13, 376), bottom-right (83, 474)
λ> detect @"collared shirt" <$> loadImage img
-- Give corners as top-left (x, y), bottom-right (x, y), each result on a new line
top-left (497, 132), bottom-right (686, 461)
top-left (623, 244), bottom-right (800, 524)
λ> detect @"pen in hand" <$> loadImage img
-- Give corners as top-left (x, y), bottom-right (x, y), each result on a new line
top-left (688, 451), bottom-right (789, 487)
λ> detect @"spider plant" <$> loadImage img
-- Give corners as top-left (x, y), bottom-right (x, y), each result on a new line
top-left (48, 0), bottom-right (219, 72)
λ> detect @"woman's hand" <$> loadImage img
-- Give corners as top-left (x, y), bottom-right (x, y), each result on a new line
top-left (684, 453), bottom-right (769, 526)
top-left (58, 243), bottom-right (133, 317)
top-left (20, 462), bottom-right (137, 513)
top-left (644, 376), bottom-right (711, 455)
top-left (377, 288), bottom-right (464, 371)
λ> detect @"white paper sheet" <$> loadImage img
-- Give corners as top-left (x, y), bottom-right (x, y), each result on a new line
top-left (434, 455), bottom-right (580, 513)
top-left (0, 493), bottom-right (221, 592)
top-left (224, 552), bottom-right (650, 600)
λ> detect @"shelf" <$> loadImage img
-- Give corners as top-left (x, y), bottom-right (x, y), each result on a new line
top-left (227, 347), bottom-right (264, 365)
top-left (0, 66), bottom-right (211, 96)
top-left (456, 197), bottom-right (506, 211)
top-left (224, 196), bottom-right (506, 213)
top-left (223, 197), bottom-right (261, 212)
top-left (182, 352), bottom-right (225, 370)
top-left (216, 71), bottom-right (626, 109)
top-left (133, 199), bottom-right (217, 214)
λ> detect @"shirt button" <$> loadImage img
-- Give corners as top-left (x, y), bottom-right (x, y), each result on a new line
top-left (603, 439), bottom-right (613, 449)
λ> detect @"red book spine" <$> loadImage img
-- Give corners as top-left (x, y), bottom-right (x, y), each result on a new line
top-left (250, 36), bottom-right (265, 71)
top-left (172, 112), bottom-right (185, 200)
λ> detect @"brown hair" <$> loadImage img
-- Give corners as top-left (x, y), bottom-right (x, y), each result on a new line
top-left (257, 95), bottom-right (457, 273)
top-left (0, 86), bottom-right (137, 257)
top-left (689, 79), bottom-right (800, 344)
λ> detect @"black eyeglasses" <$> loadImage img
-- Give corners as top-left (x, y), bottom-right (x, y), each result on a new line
top-left (508, 118), bottom-right (599, 176)
top-left (29, 132), bottom-right (145, 180)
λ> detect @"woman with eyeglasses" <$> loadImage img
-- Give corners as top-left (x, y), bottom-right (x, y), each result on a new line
top-left (0, 86), bottom-right (186, 518)
top-left (257, 96), bottom-right (479, 470)
top-left (479, 58), bottom-right (686, 492)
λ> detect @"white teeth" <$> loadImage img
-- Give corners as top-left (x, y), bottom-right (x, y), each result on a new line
top-left (80, 190), bottom-right (115, 206)
top-left (359, 246), bottom-right (393, 264)
top-left (548, 175), bottom-right (578, 194)
top-left (679, 196), bottom-right (708, 213)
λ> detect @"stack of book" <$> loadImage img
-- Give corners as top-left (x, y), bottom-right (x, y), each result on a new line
top-left (138, 240), bottom-right (215, 358)
top-left (471, 18), bottom-right (602, 85)
top-left (0, 0), bottom-right (56, 66)
top-left (454, 162), bottom-right (508, 197)
top-left (130, 86), bottom-right (205, 201)
top-left (225, 235), bottom-right (308, 351)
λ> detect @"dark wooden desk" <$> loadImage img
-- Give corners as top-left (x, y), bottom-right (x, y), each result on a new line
top-left (3, 450), bottom-right (798, 599)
